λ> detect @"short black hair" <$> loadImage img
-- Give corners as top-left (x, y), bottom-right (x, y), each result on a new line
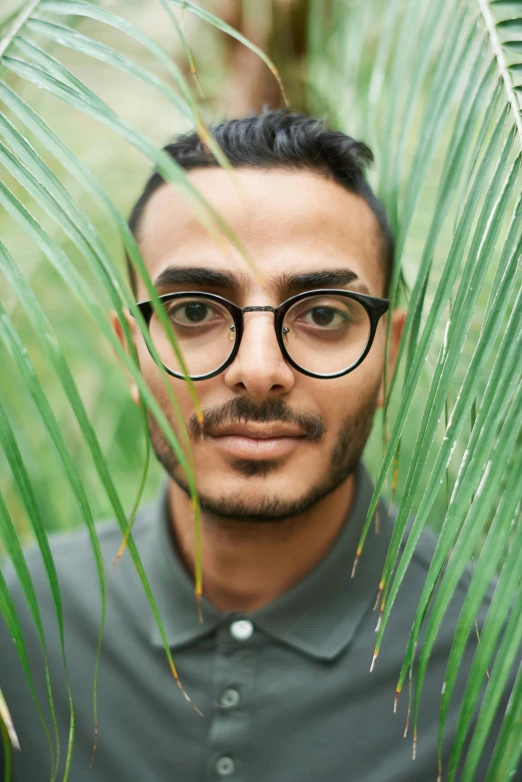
top-left (126, 109), bottom-right (394, 297)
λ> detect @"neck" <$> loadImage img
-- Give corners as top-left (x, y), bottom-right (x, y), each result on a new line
top-left (167, 474), bottom-right (356, 613)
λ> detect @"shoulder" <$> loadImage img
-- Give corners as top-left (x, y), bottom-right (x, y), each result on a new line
top-left (1, 498), bottom-right (157, 615)
top-left (410, 521), bottom-right (495, 597)
top-left (389, 511), bottom-right (497, 643)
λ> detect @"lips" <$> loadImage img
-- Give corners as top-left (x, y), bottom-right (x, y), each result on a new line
top-left (207, 424), bottom-right (306, 439)
top-left (206, 423), bottom-right (306, 459)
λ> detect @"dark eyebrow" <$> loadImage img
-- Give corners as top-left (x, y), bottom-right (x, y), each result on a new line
top-left (153, 266), bottom-right (369, 296)
top-left (154, 266), bottom-right (241, 290)
top-left (280, 269), bottom-right (365, 295)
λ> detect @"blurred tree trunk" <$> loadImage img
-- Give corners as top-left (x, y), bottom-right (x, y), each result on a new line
top-left (209, 0), bottom-right (309, 115)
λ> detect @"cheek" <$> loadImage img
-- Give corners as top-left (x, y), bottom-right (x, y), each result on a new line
top-left (323, 364), bottom-right (383, 404)
top-left (136, 341), bottom-right (163, 399)
top-left (306, 363), bottom-right (383, 432)
top-left (136, 341), bottom-right (195, 421)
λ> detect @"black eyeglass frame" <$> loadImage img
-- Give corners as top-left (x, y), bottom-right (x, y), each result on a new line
top-left (131, 289), bottom-right (390, 381)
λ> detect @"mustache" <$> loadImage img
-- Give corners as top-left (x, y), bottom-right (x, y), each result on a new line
top-left (187, 397), bottom-right (326, 440)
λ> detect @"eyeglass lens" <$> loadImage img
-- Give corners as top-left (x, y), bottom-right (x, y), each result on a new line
top-left (148, 294), bottom-right (372, 378)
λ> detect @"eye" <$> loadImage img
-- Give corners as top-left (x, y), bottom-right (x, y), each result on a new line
top-left (285, 295), bottom-right (364, 338)
top-left (167, 300), bottom-right (220, 326)
top-left (302, 306), bottom-right (349, 328)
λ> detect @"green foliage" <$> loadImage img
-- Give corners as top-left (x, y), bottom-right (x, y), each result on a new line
top-left (309, 0), bottom-right (522, 778)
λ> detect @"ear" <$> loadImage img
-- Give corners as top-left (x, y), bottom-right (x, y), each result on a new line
top-left (376, 307), bottom-right (407, 409)
top-left (110, 309), bottom-right (141, 407)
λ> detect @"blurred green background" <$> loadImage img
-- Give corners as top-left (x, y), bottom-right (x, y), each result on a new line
top-left (0, 0), bottom-right (512, 546)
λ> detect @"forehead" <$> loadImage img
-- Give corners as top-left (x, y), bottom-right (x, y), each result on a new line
top-left (135, 167), bottom-right (385, 299)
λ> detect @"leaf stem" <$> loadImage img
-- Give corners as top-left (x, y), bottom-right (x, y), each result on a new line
top-left (477, 0), bottom-right (522, 146)
top-left (0, 0), bottom-right (41, 57)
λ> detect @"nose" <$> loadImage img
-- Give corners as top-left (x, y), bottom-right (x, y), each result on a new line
top-left (222, 310), bottom-right (295, 398)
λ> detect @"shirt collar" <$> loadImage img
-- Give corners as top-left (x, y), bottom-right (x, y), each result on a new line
top-left (143, 462), bottom-right (393, 661)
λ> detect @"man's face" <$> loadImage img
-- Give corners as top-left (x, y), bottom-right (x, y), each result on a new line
top-left (121, 168), bottom-right (400, 523)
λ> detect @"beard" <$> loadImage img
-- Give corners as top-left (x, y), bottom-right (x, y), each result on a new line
top-left (147, 385), bottom-right (379, 524)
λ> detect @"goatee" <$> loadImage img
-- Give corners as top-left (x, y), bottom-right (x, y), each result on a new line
top-left (147, 386), bottom-right (379, 524)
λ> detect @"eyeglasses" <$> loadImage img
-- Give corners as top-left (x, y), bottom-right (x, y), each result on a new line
top-left (131, 289), bottom-right (389, 381)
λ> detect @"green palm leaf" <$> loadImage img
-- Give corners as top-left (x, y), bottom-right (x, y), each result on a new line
top-left (0, 1), bottom-right (273, 775)
top-left (307, 0), bottom-right (522, 779)
top-left (304, 0), bottom-right (522, 780)
top-left (0, 2), bottom-right (288, 776)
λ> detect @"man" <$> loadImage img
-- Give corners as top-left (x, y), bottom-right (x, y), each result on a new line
top-left (0, 111), bottom-right (517, 781)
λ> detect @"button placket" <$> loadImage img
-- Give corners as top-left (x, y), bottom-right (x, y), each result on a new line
top-left (205, 621), bottom-right (257, 780)
top-left (216, 756), bottom-right (235, 777)
top-left (229, 619), bottom-right (254, 641)
top-left (219, 688), bottom-right (241, 709)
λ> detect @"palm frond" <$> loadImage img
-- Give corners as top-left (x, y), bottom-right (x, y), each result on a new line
top-left (0, 0), bottom-right (281, 773)
top-left (0, 0), bottom-right (521, 780)
top-left (308, 0), bottom-right (522, 778)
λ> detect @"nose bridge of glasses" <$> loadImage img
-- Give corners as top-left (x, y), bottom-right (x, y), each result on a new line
top-left (236, 305), bottom-right (284, 346)
top-left (240, 305), bottom-right (277, 314)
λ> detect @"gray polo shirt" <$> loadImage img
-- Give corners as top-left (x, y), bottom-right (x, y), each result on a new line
top-left (0, 464), bottom-right (518, 781)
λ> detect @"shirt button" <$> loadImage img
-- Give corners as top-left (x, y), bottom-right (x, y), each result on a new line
top-left (216, 756), bottom-right (235, 777)
top-left (229, 619), bottom-right (254, 641)
top-left (220, 688), bottom-right (241, 708)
